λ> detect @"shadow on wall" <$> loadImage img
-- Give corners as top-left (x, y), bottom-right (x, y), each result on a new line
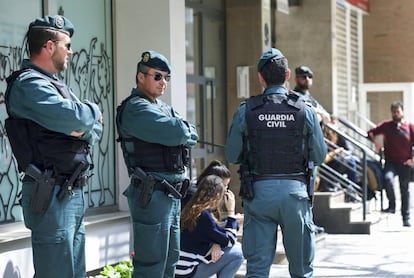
top-left (3, 261), bottom-right (21, 278)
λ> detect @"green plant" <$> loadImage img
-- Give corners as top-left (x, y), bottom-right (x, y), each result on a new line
top-left (87, 259), bottom-right (133, 278)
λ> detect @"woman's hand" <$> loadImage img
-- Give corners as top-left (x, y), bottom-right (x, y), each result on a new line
top-left (335, 147), bottom-right (345, 155)
top-left (223, 190), bottom-right (235, 216)
top-left (206, 243), bottom-right (223, 263)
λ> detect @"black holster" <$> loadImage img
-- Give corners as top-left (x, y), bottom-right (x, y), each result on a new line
top-left (25, 164), bottom-right (55, 213)
top-left (139, 180), bottom-right (154, 209)
top-left (306, 161), bottom-right (315, 205)
top-left (131, 167), bottom-right (156, 208)
top-left (239, 172), bottom-right (254, 200)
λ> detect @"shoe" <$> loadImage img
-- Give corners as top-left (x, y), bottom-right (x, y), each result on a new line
top-left (381, 207), bottom-right (396, 214)
top-left (403, 220), bottom-right (411, 227)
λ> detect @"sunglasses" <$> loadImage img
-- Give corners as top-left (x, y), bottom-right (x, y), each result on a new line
top-left (51, 40), bottom-right (71, 50)
top-left (298, 75), bottom-right (313, 80)
top-left (43, 40), bottom-right (71, 51)
top-left (143, 72), bottom-right (171, 82)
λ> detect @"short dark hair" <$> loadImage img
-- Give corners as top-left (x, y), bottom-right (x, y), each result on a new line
top-left (135, 64), bottom-right (150, 84)
top-left (390, 101), bottom-right (403, 111)
top-left (26, 28), bottom-right (60, 56)
top-left (260, 57), bottom-right (288, 86)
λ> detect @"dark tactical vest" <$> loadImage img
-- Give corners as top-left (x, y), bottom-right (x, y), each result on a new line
top-left (116, 94), bottom-right (189, 175)
top-left (245, 91), bottom-right (306, 175)
top-left (5, 68), bottom-right (90, 174)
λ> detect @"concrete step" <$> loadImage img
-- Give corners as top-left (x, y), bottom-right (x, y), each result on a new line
top-left (313, 191), bottom-right (376, 234)
top-left (313, 191), bottom-right (346, 210)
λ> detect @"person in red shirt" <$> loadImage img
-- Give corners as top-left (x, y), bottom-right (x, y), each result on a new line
top-left (368, 101), bottom-right (413, 227)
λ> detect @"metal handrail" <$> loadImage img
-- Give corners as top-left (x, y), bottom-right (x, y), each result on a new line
top-left (355, 112), bottom-right (377, 128)
top-left (331, 121), bottom-right (380, 162)
top-left (337, 116), bottom-right (382, 157)
top-left (318, 163), bottom-right (363, 202)
top-left (338, 116), bottom-right (370, 138)
top-left (197, 140), bottom-right (225, 148)
top-left (322, 123), bottom-right (369, 220)
top-left (337, 116), bottom-right (385, 210)
top-left (324, 138), bottom-right (364, 175)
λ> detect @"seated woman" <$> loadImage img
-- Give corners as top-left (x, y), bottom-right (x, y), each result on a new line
top-left (319, 122), bottom-right (359, 192)
top-left (175, 175), bottom-right (244, 278)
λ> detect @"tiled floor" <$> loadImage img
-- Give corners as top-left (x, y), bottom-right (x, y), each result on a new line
top-left (234, 184), bottom-right (414, 278)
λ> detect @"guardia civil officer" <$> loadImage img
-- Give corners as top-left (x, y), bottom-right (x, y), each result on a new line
top-left (293, 65), bottom-right (330, 123)
top-left (116, 50), bottom-right (198, 278)
top-left (5, 15), bottom-right (103, 278)
top-left (225, 48), bottom-right (327, 278)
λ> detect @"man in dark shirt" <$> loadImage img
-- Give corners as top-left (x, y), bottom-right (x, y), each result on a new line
top-left (368, 101), bottom-right (413, 227)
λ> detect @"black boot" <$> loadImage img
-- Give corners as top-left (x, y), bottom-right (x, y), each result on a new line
top-left (381, 207), bottom-right (396, 214)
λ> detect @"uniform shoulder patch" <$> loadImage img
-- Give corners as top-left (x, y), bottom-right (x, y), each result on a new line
top-left (286, 91), bottom-right (306, 110)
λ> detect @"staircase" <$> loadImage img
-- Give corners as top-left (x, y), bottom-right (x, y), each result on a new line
top-left (313, 190), bottom-right (383, 234)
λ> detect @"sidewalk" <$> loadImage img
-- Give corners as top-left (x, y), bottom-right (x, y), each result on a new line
top-left (236, 191), bottom-right (414, 277)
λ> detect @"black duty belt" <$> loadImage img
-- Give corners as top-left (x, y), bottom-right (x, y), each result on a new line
top-left (23, 174), bottom-right (88, 188)
top-left (131, 178), bottom-right (183, 194)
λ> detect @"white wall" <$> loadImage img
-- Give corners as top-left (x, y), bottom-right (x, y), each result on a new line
top-left (359, 82), bottom-right (414, 129)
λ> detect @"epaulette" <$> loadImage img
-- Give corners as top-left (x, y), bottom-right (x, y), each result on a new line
top-left (286, 90), bottom-right (305, 110)
top-left (245, 94), bottom-right (266, 110)
top-left (6, 68), bottom-right (32, 85)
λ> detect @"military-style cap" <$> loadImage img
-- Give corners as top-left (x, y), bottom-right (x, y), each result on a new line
top-left (257, 48), bottom-right (285, 72)
top-left (295, 66), bottom-right (313, 77)
top-left (29, 15), bottom-right (75, 37)
top-left (138, 50), bottom-right (171, 73)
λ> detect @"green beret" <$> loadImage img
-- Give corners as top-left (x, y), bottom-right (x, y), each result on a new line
top-left (137, 50), bottom-right (171, 73)
top-left (295, 66), bottom-right (313, 77)
top-left (29, 15), bottom-right (75, 37)
top-left (257, 48), bottom-right (285, 72)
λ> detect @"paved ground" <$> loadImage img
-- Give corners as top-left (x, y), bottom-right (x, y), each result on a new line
top-left (235, 187), bottom-right (414, 278)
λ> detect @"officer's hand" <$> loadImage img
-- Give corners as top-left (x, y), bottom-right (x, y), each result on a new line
top-left (70, 131), bottom-right (85, 137)
top-left (98, 113), bottom-right (103, 124)
top-left (185, 138), bottom-right (198, 147)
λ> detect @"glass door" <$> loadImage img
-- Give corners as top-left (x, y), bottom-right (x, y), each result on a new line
top-left (185, 2), bottom-right (227, 179)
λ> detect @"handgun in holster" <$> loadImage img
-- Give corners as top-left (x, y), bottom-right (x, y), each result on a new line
top-left (57, 161), bottom-right (87, 200)
top-left (306, 161), bottom-right (315, 205)
top-left (131, 167), bottom-right (156, 208)
top-left (238, 164), bottom-right (254, 201)
top-left (25, 164), bottom-right (55, 213)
